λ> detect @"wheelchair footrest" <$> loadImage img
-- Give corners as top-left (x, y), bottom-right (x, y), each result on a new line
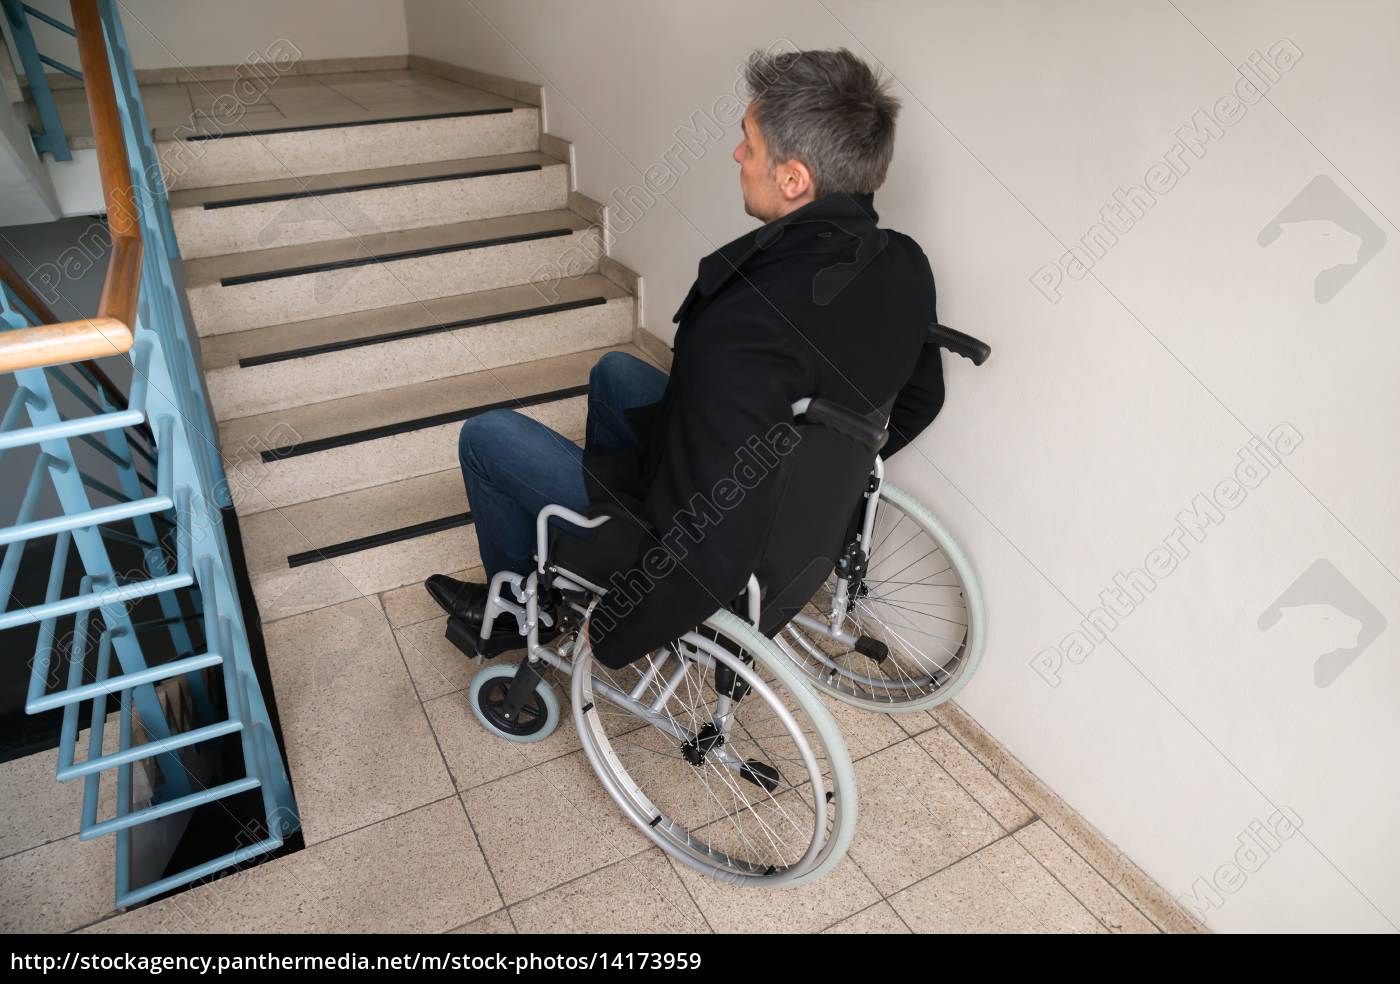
top-left (446, 615), bottom-right (520, 660)
top-left (854, 635), bottom-right (888, 663)
top-left (445, 615), bottom-right (483, 657)
top-left (446, 613), bottom-right (542, 660)
top-left (740, 759), bottom-right (781, 793)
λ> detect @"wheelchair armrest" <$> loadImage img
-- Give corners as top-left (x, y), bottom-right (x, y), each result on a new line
top-left (535, 503), bottom-right (610, 573)
top-left (791, 398), bottom-right (889, 454)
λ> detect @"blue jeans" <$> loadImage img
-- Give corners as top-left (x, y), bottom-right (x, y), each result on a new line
top-left (458, 351), bottom-right (669, 579)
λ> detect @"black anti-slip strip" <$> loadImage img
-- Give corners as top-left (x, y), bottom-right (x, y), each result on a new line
top-left (262, 383), bottom-right (590, 462)
top-left (219, 227), bottom-right (573, 287)
top-left (202, 164), bottom-right (543, 210)
top-left (182, 107), bottom-right (513, 141)
top-left (238, 295), bottom-right (608, 368)
top-left (286, 511), bottom-right (474, 569)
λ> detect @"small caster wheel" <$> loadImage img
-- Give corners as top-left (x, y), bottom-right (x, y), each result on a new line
top-left (470, 662), bottom-right (560, 743)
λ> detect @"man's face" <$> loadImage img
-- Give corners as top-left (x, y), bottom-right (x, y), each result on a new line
top-left (734, 103), bottom-right (783, 222)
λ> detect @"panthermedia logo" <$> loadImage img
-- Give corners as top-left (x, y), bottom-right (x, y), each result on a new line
top-left (1257, 175), bottom-right (1386, 303)
top-left (1257, 558), bottom-right (1386, 687)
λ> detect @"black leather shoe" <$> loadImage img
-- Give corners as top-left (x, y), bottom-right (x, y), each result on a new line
top-left (425, 575), bottom-right (490, 624)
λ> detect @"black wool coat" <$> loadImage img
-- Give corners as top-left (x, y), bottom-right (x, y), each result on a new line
top-left (583, 191), bottom-right (945, 667)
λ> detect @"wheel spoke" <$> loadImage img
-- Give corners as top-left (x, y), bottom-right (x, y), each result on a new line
top-left (574, 614), bottom-right (845, 883)
top-left (776, 484), bottom-right (979, 709)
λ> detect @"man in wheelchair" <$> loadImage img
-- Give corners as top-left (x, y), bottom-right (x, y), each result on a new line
top-left (425, 47), bottom-right (946, 670)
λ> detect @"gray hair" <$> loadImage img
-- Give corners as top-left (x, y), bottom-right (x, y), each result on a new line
top-left (742, 47), bottom-right (900, 197)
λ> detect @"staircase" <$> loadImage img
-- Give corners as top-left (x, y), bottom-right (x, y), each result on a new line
top-left (166, 72), bottom-right (645, 626)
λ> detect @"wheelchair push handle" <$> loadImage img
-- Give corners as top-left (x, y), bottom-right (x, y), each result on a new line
top-left (790, 398), bottom-right (889, 454)
top-left (928, 323), bottom-right (992, 366)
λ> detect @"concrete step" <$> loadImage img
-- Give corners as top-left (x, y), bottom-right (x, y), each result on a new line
top-left (241, 466), bottom-right (481, 623)
top-left (219, 343), bottom-right (645, 514)
top-left (170, 152), bottom-right (569, 258)
top-left (184, 209), bottom-right (604, 335)
top-left (200, 273), bottom-right (634, 420)
top-left (157, 102), bottom-right (539, 190)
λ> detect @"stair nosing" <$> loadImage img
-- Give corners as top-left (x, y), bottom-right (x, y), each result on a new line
top-left (285, 511), bottom-right (474, 568)
top-left (237, 295), bottom-right (609, 367)
top-left (199, 162), bottom-right (546, 210)
top-left (262, 383), bottom-right (590, 462)
top-left (180, 106), bottom-right (516, 142)
top-left (201, 274), bottom-right (628, 373)
top-left (217, 227), bottom-right (576, 287)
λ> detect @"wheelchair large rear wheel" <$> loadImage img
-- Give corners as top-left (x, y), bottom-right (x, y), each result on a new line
top-left (776, 480), bottom-right (986, 713)
top-left (572, 609), bottom-right (856, 887)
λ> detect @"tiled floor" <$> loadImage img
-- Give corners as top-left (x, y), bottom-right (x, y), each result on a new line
top-left (36, 69), bottom-right (522, 148)
top-left (0, 571), bottom-right (1173, 935)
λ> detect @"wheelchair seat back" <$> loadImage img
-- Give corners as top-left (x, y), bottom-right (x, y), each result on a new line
top-left (546, 399), bottom-right (887, 638)
top-left (749, 398), bottom-right (887, 636)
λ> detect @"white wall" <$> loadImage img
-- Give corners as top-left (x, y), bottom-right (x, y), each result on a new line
top-left (406, 0), bottom-right (1399, 932)
top-left (0, 34), bottom-right (58, 224)
top-left (14, 0), bottom-right (408, 70)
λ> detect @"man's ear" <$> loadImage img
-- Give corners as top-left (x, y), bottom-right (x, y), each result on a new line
top-left (777, 158), bottom-right (815, 203)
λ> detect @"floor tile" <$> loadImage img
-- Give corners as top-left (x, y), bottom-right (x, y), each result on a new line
top-left (917, 728), bottom-right (1035, 832)
top-left (0, 834), bottom-right (115, 933)
top-left (822, 900), bottom-right (910, 934)
top-left (261, 595), bottom-right (454, 843)
top-left (448, 909), bottom-right (516, 934)
top-left (86, 798), bottom-right (497, 933)
top-left (425, 682), bottom-right (581, 790)
top-left (461, 751), bottom-right (651, 904)
top-left (820, 696), bottom-right (908, 761)
top-left (1014, 821), bottom-right (1159, 933)
top-left (846, 739), bottom-right (1003, 895)
top-left (395, 615), bottom-right (481, 701)
top-left (381, 566), bottom-right (483, 629)
top-left (890, 835), bottom-right (1103, 934)
top-left (969, 836), bottom-right (1107, 933)
top-left (509, 850), bottom-right (707, 934)
top-left (931, 701), bottom-right (1007, 772)
top-left (892, 709), bottom-right (939, 737)
top-left (0, 718), bottom-right (119, 859)
top-left (670, 853), bottom-right (880, 935)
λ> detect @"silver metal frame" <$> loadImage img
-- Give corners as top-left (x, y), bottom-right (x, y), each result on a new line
top-left (779, 459), bottom-right (977, 700)
top-left (475, 505), bottom-right (804, 802)
top-left (789, 455), bottom-right (883, 648)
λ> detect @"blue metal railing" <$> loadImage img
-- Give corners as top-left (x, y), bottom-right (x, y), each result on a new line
top-left (0, 0), bottom-right (298, 910)
top-left (3, 0), bottom-right (80, 160)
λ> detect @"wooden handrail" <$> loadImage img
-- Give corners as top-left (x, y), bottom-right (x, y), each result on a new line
top-left (98, 233), bottom-right (142, 329)
top-left (0, 0), bottom-right (142, 375)
top-left (0, 254), bottom-right (133, 405)
top-left (72, 0), bottom-right (137, 242)
top-left (0, 248), bottom-right (138, 386)
top-left (0, 317), bottom-right (133, 374)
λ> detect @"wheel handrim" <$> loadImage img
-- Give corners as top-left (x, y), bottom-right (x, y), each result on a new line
top-left (573, 622), bottom-right (846, 885)
top-left (780, 484), bottom-right (978, 710)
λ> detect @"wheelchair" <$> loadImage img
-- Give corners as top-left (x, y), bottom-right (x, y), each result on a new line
top-left (459, 324), bottom-right (990, 887)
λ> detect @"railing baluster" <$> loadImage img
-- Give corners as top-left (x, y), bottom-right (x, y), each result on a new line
top-left (38, 53), bottom-right (82, 80)
top-left (0, 0), bottom-right (300, 912)
top-left (21, 2), bottom-right (77, 35)
top-left (1, 0), bottom-right (73, 160)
